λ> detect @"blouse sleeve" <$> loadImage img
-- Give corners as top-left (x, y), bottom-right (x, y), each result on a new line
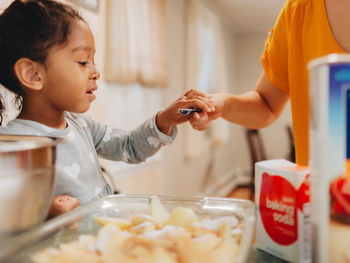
top-left (261, 0), bottom-right (293, 92)
top-left (82, 113), bottom-right (177, 163)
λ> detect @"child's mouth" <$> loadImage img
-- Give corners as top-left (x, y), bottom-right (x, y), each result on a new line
top-left (86, 89), bottom-right (96, 101)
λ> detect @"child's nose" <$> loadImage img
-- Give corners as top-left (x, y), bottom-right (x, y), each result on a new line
top-left (90, 64), bottom-right (100, 80)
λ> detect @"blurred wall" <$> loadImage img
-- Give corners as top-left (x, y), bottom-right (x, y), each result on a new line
top-left (233, 32), bottom-right (292, 162)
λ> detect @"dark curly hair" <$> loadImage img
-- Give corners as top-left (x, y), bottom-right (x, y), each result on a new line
top-left (0, 0), bottom-right (84, 125)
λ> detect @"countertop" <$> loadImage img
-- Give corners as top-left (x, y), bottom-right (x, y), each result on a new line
top-left (248, 246), bottom-right (288, 263)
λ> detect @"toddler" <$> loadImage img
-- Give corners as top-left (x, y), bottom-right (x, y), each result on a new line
top-left (0, 0), bottom-right (214, 216)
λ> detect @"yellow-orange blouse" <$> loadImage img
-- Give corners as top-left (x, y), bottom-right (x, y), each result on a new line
top-left (261, 0), bottom-right (345, 165)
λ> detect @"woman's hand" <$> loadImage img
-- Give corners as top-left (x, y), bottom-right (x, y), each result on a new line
top-left (156, 89), bottom-right (216, 134)
top-left (47, 195), bottom-right (80, 219)
top-left (189, 93), bottom-right (227, 130)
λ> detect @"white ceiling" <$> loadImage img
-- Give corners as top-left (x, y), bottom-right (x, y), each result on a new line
top-left (212, 0), bottom-right (286, 33)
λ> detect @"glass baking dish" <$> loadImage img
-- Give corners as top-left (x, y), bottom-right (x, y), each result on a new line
top-left (0, 194), bottom-right (255, 263)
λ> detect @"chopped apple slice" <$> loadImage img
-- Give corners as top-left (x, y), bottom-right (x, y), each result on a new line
top-left (150, 196), bottom-right (170, 227)
top-left (152, 246), bottom-right (178, 263)
top-left (130, 214), bottom-right (157, 226)
top-left (129, 221), bottom-right (156, 235)
top-left (167, 207), bottom-right (198, 228)
top-left (94, 216), bottom-right (132, 230)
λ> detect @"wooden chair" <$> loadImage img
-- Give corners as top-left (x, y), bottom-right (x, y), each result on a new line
top-left (286, 125), bottom-right (295, 162)
top-left (245, 129), bottom-right (267, 200)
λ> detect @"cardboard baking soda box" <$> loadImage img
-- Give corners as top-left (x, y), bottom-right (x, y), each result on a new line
top-left (255, 159), bottom-right (311, 262)
top-left (308, 54), bottom-right (350, 263)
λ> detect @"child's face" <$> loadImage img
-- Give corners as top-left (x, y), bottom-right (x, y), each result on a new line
top-left (41, 19), bottom-right (100, 113)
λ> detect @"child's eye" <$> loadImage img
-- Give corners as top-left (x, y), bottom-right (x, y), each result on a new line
top-left (78, 61), bottom-right (88, 66)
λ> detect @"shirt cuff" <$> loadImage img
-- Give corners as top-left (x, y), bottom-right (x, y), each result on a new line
top-left (151, 111), bottom-right (177, 145)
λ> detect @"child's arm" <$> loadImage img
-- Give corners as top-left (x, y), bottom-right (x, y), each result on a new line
top-left (156, 89), bottom-right (215, 135)
top-left (47, 195), bottom-right (80, 219)
top-left (81, 89), bottom-right (214, 164)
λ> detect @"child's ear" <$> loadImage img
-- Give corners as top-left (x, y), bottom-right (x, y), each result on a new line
top-left (13, 58), bottom-right (44, 91)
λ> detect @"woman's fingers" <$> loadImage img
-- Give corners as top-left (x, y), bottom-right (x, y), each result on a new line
top-left (166, 89), bottom-right (216, 128)
top-left (183, 89), bottom-right (216, 110)
top-left (190, 113), bottom-right (210, 130)
top-left (191, 122), bottom-right (210, 131)
top-left (192, 112), bottom-right (201, 120)
top-left (184, 89), bottom-right (207, 98)
top-left (180, 97), bottom-right (214, 113)
top-left (192, 95), bottom-right (215, 111)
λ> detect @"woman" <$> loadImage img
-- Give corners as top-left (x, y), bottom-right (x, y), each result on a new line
top-left (191, 0), bottom-right (350, 166)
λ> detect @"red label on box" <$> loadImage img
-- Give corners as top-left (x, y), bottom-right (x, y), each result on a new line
top-left (297, 173), bottom-right (310, 212)
top-left (259, 172), bottom-right (298, 245)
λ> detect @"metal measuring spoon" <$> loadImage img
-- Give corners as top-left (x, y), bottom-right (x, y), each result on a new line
top-left (179, 108), bottom-right (203, 115)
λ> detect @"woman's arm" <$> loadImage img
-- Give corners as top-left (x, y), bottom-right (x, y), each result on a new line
top-left (190, 72), bottom-right (289, 130)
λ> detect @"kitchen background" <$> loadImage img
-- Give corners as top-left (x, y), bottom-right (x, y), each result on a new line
top-left (0, 0), bottom-right (291, 196)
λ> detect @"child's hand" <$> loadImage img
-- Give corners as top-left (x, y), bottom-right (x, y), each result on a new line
top-left (156, 89), bottom-right (215, 134)
top-left (47, 195), bottom-right (80, 219)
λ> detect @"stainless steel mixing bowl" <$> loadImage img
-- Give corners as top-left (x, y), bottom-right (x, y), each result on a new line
top-left (0, 135), bottom-right (63, 238)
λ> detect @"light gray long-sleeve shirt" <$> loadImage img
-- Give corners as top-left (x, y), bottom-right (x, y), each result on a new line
top-left (0, 112), bottom-right (177, 203)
